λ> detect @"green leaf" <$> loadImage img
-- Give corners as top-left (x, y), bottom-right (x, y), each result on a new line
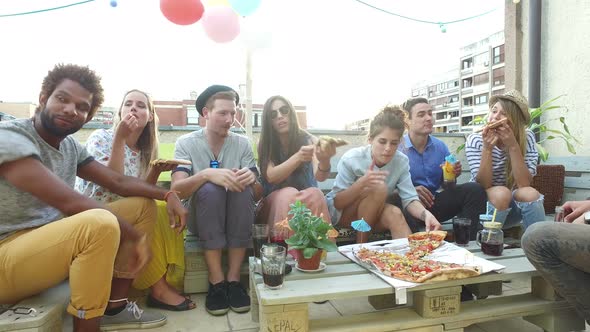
top-left (302, 247), bottom-right (319, 259)
top-left (536, 144), bottom-right (548, 162)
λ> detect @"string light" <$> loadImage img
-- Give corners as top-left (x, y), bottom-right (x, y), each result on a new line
top-left (0, 0), bottom-right (96, 18)
top-left (353, 0), bottom-right (498, 33)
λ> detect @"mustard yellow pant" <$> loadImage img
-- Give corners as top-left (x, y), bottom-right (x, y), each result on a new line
top-left (0, 197), bottom-right (156, 319)
top-left (133, 200), bottom-right (185, 291)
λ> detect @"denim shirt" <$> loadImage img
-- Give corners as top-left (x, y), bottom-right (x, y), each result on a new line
top-left (325, 145), bottom-right (419, 225)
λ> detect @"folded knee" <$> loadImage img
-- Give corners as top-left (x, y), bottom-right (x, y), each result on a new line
top-left (369, 183), bottom-right (388, 200)
top-left (86, 209), bottom-right (120, 241)
top-left (486, 186), bottom-right (512, 210)
top-left (514, 187), bottom-right (541, 203)
top-left (522, 222), bottom-right (552, 253)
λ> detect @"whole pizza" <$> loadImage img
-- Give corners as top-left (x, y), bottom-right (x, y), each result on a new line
top-left (354, 231), bottom-right (479, 283)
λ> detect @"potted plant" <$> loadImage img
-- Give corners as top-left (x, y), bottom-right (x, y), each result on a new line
top-left (284, 201), bottom-right (338, 270)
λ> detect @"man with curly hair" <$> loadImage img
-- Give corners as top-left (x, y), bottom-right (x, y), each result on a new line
top-left (0, 64), bottom-right (188, 331)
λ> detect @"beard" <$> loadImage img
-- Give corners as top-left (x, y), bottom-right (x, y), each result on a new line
top-left (39, 108), bottom-right (83, 137)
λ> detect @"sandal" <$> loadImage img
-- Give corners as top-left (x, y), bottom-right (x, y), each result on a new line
top-left (147, 294), bottom-right (196, 311)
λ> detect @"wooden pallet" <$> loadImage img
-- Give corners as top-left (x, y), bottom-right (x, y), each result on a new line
top-left (249, 243), bottom-right (585, 332)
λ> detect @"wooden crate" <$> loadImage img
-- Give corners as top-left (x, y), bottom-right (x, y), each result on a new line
top-left (259, 303), bottom-right (309, 332)
top-left (0, 303), bottom-right (62, 332)
top-left (413, 286), bottom-right (462, 318)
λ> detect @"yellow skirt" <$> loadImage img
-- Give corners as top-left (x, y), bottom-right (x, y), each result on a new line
top-left (133, 200), bottom-right (185, 291)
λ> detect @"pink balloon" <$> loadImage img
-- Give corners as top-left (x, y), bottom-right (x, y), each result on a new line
top-left (160, 0), bottom-right (204, 26)
top-left (202, 6), bottom-right (240, 43)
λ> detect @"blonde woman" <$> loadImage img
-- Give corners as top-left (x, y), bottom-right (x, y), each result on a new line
top-left (465, 90), bottom-right (546, 230)
top-left (76, 89), bottom-right (195, 311)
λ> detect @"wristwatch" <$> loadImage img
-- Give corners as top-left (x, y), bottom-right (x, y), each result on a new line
top-left (585, 211), bottom-right (590, 224)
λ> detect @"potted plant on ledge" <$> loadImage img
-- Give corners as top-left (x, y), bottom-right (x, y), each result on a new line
top-left (284, 201), bottom-right (338, 270)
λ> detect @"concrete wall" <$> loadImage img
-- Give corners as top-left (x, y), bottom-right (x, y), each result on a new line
top-left (507, 0), bottom-right (590, 157)
top-left (73, 125), bottom-right (468, 162)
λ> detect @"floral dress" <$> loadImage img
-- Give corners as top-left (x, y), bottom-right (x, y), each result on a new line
top-left (75, 129), bottom-right (141, 203)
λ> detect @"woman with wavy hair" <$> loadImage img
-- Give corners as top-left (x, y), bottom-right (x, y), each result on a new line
top-left (465, 90), bottom-right (545, 230)
top-left (326, 105), bottom-right (441, 243)
top-left (256, 95), bottom-right (336, 228)
top-left (76, 89), bottom-right (195, 311)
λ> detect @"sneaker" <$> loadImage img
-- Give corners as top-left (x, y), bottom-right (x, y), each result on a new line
top-left (227, 281), bottom-right (250, 313)
top-left (206, 281), bottom-right (229, 316)
top-left (100, 301), bottom-right (166, 331)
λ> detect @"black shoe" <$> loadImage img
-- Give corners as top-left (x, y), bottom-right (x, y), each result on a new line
top-left (460, 286), bottom-right (474, 302)
top-left (227, 281), bottom-right (251, 313)
top-left (206, 281), bottom-right (229, 316)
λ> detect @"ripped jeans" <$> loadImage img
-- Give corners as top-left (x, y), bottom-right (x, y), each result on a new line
top-left (487, 191), bottom-right (546, 230)
top-left (522, 222), bottom-right (590, 322)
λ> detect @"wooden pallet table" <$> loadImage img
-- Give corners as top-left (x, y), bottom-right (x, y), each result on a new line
top-left (249, 242), bottom-right (585, 332)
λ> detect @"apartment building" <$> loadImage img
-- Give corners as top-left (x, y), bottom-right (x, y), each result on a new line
top-left (87, 97), bottom-right (308, 129)
top-left (410, 31), bottom-right (506, 133)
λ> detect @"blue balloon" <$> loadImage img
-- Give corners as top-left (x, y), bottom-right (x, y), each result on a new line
top-left (110, 0), bottom-right (117, 7)
top-left (228, 0), bottom-right (261, 17)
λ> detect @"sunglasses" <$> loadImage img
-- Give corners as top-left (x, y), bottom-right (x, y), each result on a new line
top-left (270, 106), bottom-right (290, 119)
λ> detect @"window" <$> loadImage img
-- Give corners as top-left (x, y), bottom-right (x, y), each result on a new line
top-left (449, 111), bottom-right (459, 118)
top-left (493, 67), bottom-right (505, 86)
top-left (462, 116), bottom-right (473, 126)
top-left (462, 58), bottom-right (473, 70)
top-left (474, 73), bottom-right (489, 86)
top-left (474, 94), bottom-right (488, 105)
top-left (449, 95), bottom-right (459, 103)
top-left (493, 45), bottom-right (505, 64)
top-left (462, 78), bottom-right (473, 88)
top-left (463, 97), bottom-right (473, 106)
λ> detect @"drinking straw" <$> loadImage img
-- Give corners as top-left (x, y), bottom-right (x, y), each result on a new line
top-left (487, 208), bottom-right (498, 242)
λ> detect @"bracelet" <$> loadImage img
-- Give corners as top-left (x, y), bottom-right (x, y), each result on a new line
top-left (163, 190), bottom-right (180, 201)
top-left (317, 164), bottom-right (331, 173)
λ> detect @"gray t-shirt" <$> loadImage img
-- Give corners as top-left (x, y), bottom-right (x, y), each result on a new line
top-left (173, 129), bottom-right (257, 176)
top-left (0, 119), bottom-right (93, 241)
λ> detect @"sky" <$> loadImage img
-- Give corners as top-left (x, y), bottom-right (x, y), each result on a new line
top-left (0, 0), bottom-right (504, 129)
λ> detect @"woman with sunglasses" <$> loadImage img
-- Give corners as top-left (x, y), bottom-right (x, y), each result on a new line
top-left (326, 105), bottom-right (442, 243)
top-left (256, 96), bottom-right (336, 229)
top-left (76, 90), bottom-right (195, 311)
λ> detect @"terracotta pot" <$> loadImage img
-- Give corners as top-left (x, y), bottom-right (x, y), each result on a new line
top-left (296, 249), bottom-right (323, 270)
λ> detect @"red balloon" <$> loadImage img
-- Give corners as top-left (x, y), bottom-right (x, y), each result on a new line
top-left (160, 0), bottom-right (205, 25)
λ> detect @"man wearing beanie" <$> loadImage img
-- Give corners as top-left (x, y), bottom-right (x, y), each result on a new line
top-left (171, 85), bottom-right (258, 316)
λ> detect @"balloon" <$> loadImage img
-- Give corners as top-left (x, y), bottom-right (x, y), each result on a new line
top-left (202, 6), bottom-right (240, 43)
top-left (160, 0), bottom-right (205, 26)
top-left (110, 0), bottom-right (117, 7)
top-left (228, 0), bottom-right (261, 16)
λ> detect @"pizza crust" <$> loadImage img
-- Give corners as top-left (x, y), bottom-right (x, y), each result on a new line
top-left (150, 158), bottom-right (192, 166)
top-left (317, 136), bottom-right (349, 150)
top-left (417, 267), bottom-right (480, 283)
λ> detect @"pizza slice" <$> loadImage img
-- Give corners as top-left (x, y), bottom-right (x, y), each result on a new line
top-left (150, 158), bottom-right (192, 166)
top-left (317, 135), bottom-right (349, 150)
top-left (407, 231), bottom-right (447, 258)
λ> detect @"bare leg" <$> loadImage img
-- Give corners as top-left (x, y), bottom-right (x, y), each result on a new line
top-left (340, 184), bottom-right (387, 243)
top-left (150, 276), bottom-right (195, 307)
top-left (205, 249), bottom-right (224, 284)
top-left (73, 317), bottom-right (101, 332)
top-left (375, 204), bottom-right (411, 239)
top-left (106, 278), bottom-right (133, 310)
top-left (227, 248), bottom-right (247, 282)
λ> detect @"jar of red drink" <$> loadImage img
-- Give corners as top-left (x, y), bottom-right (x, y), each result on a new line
top-left (476, 222), bottom-right (503, 256)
